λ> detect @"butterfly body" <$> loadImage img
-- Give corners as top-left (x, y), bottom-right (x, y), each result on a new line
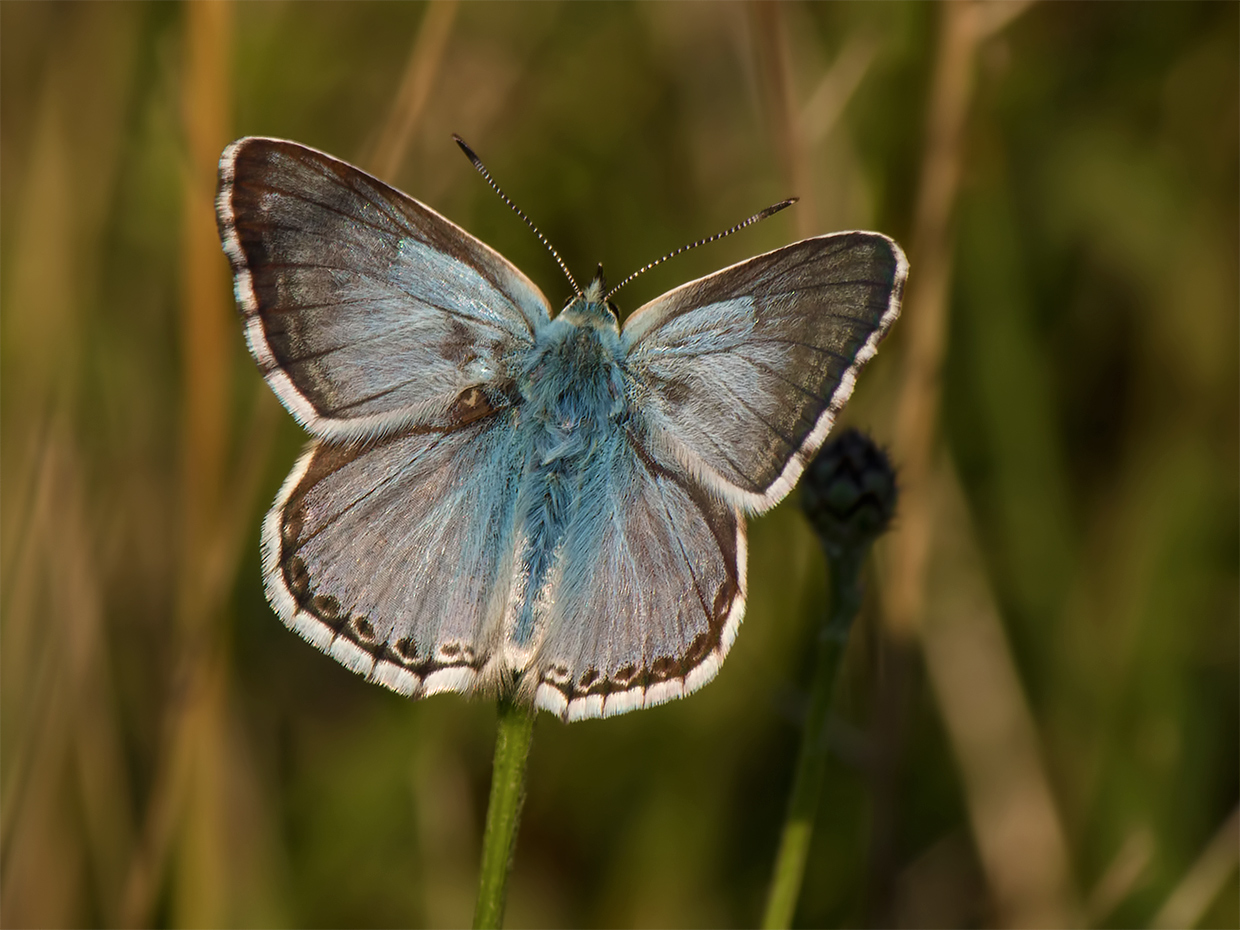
top-left (217, 137), bottom-right (906, 721)
top-left (507, 284), bottom-right (626, 654)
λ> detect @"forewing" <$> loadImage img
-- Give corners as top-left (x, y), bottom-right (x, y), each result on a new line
top-left (217, 137), bottom-right (552, 442)
top-left (265, 415), bottom-right (525, 698)
top-left (523, 436), bottom-right (745, 721)
top-left (622, 232), bottom-right (906, 513)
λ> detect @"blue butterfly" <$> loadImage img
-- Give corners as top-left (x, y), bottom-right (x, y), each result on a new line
top-left (216, 137), bottom-right (906, 721)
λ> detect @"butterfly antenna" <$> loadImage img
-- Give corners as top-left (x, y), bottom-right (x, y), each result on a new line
top-left (603, 197), bottom-right (798, 302)
top-left (452, 134), bottom-right (582, 297)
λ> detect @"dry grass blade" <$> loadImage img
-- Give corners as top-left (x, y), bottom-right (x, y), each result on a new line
top-left (1, 5), bottom-right (141, 923)
top-left (1086, 826), bottom-right (1155, 926)
top-left (875, 2), bottom-right (1076, 926)
top-left (799, 32), bottom-right (878, 148)
top-left (1151, 806), bottom-right (1240, 930)
top-left (747, 2), bottom-right (812, 237)
top-left (921, 457), bottom-right (1079, 927)
top-left (0, 422), bottom-right (57, 861)
top-left (370, 0), bottom-right (459, 181)
top-left (121, 2), bottom-right (236, 923)
top-left (886, 0), bottom-right (984, 642)
top-left (866, 5), bottom-right (989, 912)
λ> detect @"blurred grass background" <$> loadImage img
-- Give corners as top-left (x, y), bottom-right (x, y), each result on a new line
top-left (1, 2), bottom-right (1236, 927)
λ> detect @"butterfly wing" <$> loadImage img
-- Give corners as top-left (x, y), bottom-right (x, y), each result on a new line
top-left (523, 437), bottom-right (745, 721)
top-left (217, 137), bottom-right (551, 442)
top-left (266, 414), bottom-right (526, 698)
top-left (622, 232), bottom-right (906, 513)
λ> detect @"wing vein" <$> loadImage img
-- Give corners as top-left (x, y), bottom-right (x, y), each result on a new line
top-left (234, 180), bottom-right (413, 239)
top-left (717, 381), bottom-right (799, 451)
top-left (273, 321), bottom-right (409, 364)
top-left (295, 434), bottom-right (447, 548)
top-left (630, 441), bottom-right (715, 632)
top-left (252, 264), bottom-right (525, 338)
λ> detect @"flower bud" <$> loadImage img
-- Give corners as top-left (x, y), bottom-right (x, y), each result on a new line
top-left (800, 428), bottom-right (897, 559)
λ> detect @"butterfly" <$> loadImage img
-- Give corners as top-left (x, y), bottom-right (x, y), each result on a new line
top-left (216, 136), bottom-right (906, 722)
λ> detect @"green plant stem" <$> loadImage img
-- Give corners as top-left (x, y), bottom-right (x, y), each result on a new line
top-left (762, 548), bottom-right (866, 930)
top-left (473, 697), bottom-right (536, 930)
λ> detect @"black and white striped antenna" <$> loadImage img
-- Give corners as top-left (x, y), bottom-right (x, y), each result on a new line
top-left (603, 198), bottom-right (798, 302)
top-left (453, 134), bottom-right (582, 297)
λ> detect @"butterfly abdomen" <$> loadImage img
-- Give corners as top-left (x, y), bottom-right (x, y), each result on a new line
top-left (502, 313), bottom-right (627, 659)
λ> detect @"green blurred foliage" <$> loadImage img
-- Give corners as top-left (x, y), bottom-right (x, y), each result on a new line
top-left (1, 3), bottom-right (1235, 928)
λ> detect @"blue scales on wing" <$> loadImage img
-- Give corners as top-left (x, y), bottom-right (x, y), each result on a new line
top-left (217, 137), bottom-right (551, 443)
top-left (522, 433), bottom-right (745, 721)
top-left (622, 232), bottom-right (907, 513)
top-left (265, 414), bottom-right (525, 697)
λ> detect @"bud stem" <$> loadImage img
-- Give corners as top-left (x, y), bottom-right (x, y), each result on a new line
top-left (473, 698), bottom-right (536, 929)
top-left (762, 546), bottom-right (867, 929)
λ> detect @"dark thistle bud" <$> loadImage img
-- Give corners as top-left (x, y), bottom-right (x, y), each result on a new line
top-left (800, 429), bottom-right (897, 560)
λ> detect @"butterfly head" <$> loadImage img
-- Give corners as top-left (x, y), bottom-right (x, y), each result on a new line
top-left (558, 263), bottom-right (619, 331)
